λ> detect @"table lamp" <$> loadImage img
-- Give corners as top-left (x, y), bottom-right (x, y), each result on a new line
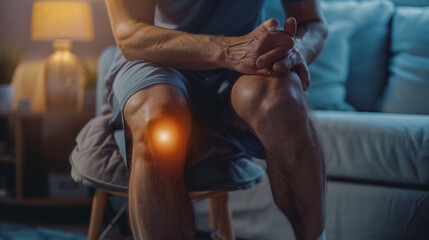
top-left (32, 0), bottom-right (94, 110)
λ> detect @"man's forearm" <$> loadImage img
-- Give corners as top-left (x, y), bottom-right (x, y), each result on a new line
top-left (294, 20), bottom-right (328, 65)
top-left (115, 22), bottom-right (229, 70)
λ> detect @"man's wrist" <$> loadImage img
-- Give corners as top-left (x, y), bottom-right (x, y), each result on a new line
top-left (212, 36), bottom-right (228, 69)
top-left (293, 38), bottom-right (309, 65)
top-left (210, 35), bottom-right (240, 70)
top-left (293, 20), bottom-right (328, 65)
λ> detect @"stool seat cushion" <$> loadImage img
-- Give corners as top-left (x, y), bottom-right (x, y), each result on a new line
top-left (70, 106), bottom-right (266, 193)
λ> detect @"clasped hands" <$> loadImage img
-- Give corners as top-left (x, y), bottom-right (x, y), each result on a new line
top-left (226, 17), bottom-right (310, 91)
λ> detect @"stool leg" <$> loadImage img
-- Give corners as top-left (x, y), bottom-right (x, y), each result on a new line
top-left (209, 196), bottom-right (219, 233)
top-left (209, 192), bottom-right (235, 240)
top-left (88, 189), bottom-right (107, 240)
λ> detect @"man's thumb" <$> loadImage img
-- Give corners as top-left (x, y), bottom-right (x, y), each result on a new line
top-left (284, 17), bottom-right (297, 37)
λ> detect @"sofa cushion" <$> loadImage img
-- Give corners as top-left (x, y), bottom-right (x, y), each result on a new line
top-left (321, 1), bottom-right (395, 111)
top-left (307, 21), bottom-right (355, 110)
top-left (314, 111), bottom-right (429, 185)
top-left (380, 7), bottom-right (429, 115)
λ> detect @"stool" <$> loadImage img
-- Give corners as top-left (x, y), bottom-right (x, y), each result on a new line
top-left (88, 189), bottom-right (234, 240)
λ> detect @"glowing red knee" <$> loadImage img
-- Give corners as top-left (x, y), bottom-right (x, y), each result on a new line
top-left (150, 116), bottom-right (181, 155)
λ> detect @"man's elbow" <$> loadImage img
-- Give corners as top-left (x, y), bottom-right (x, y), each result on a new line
top-left (297, 16), bottom-right (328, 42)
top-left (318, 18), bottom-right (328, 41)
top-left (309, 18), bottom-right (329, 50)
top-left (313, 18), bottom-right (329, 59)
top-left (117, 41), bottom-right (135, 61)
top-left (306, 16), bottom-right (328, 41)
top-left (113, 22), bottom-right (143, 61)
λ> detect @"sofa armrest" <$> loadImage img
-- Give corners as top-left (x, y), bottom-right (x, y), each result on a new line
top-left (313, 111), bottom-right (429, 185)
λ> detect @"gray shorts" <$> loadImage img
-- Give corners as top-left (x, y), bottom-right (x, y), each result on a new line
top-left (107, 52), bottom-right (266, 191)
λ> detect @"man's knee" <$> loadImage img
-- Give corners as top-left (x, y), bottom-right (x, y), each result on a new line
top-left (231, 72), bottom-right (308, 128)
top-left (124, 84), bottom-right (192, 160)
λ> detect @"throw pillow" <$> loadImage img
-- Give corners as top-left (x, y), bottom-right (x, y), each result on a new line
top-left (321, 1), bottom-right (395, 111)
top-left (307, 21), bottom-right (355, 110)
top-left (380, 7), bottom-right (429, 115)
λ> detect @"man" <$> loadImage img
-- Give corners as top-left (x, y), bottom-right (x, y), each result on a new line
top-left (104, 0), bottom-right (327, 239)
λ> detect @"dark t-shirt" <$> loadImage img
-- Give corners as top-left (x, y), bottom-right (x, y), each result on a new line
top-left (154, 0), bottom-right (265, 36)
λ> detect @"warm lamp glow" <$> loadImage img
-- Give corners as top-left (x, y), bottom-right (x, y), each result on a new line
top-left (32, 1), bottom-right (94, 41)
top-left (31, 1), bottom-right (94, 110)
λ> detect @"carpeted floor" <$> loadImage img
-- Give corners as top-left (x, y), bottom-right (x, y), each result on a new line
top-left (0, 203), bottom-right (230, 240)
top-left (0, 222), bottom-right (86, 240)
top-left (0, 203), bottom-right (130, 240)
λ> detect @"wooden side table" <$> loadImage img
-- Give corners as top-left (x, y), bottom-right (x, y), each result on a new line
top-left (0, 110), bottom-right (93, 206)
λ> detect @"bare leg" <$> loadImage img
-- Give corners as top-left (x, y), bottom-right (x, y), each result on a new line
top-left (124, 85), bottom-right (194, 239)
top-left (230, 72), bottom-right (325, 240)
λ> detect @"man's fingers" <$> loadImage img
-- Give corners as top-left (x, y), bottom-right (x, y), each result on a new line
top-left (263, 18), bottom-right (281, 31)
top-left (284, 17), bottom-right (297, 37)
top-left (271, 51), bottom-right (311, 91)
top-left (271, 54), bottom-right (295, 74)
top-left (293, 63), bottom-right (311, 91)
top-left (273, 60), bottom-right (289, 74)
top-left (256, 47), bottom-right (290, 69)
top-left (301, 63), bottom-right (311, 90)
top-left (255, 68), bottom-right (275, 76)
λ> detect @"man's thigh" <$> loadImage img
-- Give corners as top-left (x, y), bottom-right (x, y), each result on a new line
top-left (109, 60), bottom-right (189, 120)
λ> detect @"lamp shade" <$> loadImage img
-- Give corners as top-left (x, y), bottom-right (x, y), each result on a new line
top-left (32, 1), bottom-right (94, 41)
